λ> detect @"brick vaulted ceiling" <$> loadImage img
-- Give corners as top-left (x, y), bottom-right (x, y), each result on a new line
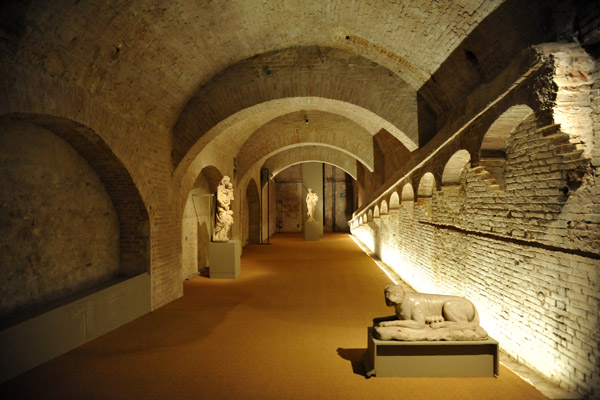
top-left (1, 0), bottom-right (564, 182)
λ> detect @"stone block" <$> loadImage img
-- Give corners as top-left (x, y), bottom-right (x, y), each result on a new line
top-left (364, 328), bottom-right (499, 378)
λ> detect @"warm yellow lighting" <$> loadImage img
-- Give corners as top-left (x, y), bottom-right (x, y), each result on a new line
top-left (349, 234), bottom-right (398, 285)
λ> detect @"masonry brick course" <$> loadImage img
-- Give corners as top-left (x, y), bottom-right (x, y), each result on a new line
top-left (1, 1), bottom-right (599, 396)
top-left (352, 45), bottom-right (600, 396)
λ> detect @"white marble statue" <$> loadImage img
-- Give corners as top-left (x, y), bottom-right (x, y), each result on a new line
top-left (306, 188), bottom-right (318, 222)
top-left (213, 176), bottom-right (234, 242)
top-left (374, 284), bottom-right (488, 341)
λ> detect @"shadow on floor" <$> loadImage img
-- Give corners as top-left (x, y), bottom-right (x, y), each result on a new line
top-left (337, 348), bottom-right (367, 377)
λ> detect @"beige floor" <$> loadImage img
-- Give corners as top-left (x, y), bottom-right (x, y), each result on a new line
top-left (0, 233), bottom-right (547, 399)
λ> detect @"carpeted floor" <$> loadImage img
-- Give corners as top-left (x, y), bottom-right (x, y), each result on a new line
top-left (0, 233), bottom-right (547, 399)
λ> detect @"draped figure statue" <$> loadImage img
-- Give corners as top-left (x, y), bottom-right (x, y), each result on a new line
top-left (306, 188), bottom-right (318, 222)
top-left (213, 176), bottom-right (234, 242)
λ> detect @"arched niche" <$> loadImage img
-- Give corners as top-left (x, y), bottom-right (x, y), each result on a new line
top-left (442, 150), bottom-right (471, 210)
top-left (368, 209), bottom-right (373, 222)
top-left (417, 172), bottom-right (436, 198)
top-left (181, 165), bottom-right (224, 280)
top-left (480, 105), bottom-right (534, 190)
top-left (401, 183), bottom-right (415, 216)
top-left (0, 115), bottom-right (149, 320)
top-left (417, 172), bottom-right (436, 217)
top-left (389, 192), bottom-right (400, 210)
top-left (374, 205), bottom-right (380, 219)
top-left (380, 200), bottom-right (389, 215)
top-left (244, 178), bottom-right (261, 245)
top-left (442, 150), bottom-right (471, 186)
top-left (401, 183), bottom-right (415, 201)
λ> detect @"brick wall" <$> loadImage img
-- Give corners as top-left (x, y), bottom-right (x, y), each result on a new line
top-left (352, 45), bottom-right (600, 397)
top-left (0, 119), bottom-right (120, 321)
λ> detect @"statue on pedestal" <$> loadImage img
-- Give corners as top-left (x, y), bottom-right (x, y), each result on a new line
top-left (213, 176), bottom-right (234, 242)
top-left (306, 188), bottom-right (318, 222)
top-left (374, 284), bottom-right (488, 341)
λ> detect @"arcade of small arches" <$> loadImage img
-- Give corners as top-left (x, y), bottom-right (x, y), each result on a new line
top-left (1, 1), bottom-right (599, 397)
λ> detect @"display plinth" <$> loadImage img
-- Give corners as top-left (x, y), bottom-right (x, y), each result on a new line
top-left (304, 220), bottom-right (321, 241)
top-left (209, 240), bottom-right (241, 279)
top-left (364, 327), bottom-right (498, 378)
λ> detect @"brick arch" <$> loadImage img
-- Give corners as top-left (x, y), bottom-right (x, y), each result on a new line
top-left (263, 146), bottom-right (357, 180)
top-left (198, 165), bottom-right (224, 194)
top-left (172, 45), bottom-right (418, 169)
top-left (236, 111), bottom-right (374, 178)
top-left (442, 150), bottom-right (471, 186)
top-left (417, 172), bottom-right (437, 198)
top-left (479, 104), bottom-right (534, 190)
top-left (380, 200), bottom-right (389, 215)
top-left (389, 192), bottom-right (400, 210)
top-left (401, 183), bottom-right (415, 201)
top-left (3, 113), bottom-right (150, 276)
top-left (401, 183), bottom-right (414, 216)
top-left (173, 97), bottom-right (412, 185)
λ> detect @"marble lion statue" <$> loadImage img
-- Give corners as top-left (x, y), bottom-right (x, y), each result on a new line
top-left (375, 284), bottom-right (487, 341)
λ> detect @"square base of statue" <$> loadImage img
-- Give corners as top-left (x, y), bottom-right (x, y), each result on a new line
top-left (364, 327), bottom-right (498, 378)
top-left (304, 220), bottom-right (321, 241)
top-left (209, 240), bottom-right (241, 279)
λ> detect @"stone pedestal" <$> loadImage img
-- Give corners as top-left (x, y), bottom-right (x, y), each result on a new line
top-left (364, 327), bottom-right (499, 378)
top-left (209, 240), bottom-right (241, 279)
top-left (304, 220), bottom-right (321, 241)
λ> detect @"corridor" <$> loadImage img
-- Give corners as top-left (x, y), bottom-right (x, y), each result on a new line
top-left (0, 234), bottom-right (546, 399)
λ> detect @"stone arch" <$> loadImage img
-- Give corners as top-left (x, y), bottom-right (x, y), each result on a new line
top-left (479, 104), bottom-right (534, 190)
top-left (374, 205), bottom-right (380, 219)
top-left (389, 192), bottom-right (400, 210)
top-left (442, 150), bottom-right (471, 186)
top-left (0, 115), bottom-right (149, 319)
top-left (417, 173), bottom-right (436, 198)
top-left (244, 179), bottom-right (261, 244)
top-left (380, 200), bottom-right (389, 215)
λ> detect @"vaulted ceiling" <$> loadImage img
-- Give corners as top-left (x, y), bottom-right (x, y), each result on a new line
top-left (0, 0), bottom-right (572, 183)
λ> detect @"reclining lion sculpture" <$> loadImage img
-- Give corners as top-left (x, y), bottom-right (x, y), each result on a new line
top-left (374, 284), bottom-right (488, 341)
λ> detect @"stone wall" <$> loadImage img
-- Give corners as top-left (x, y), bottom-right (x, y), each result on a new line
top-left (351, 45), bottom-right (600, 397)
